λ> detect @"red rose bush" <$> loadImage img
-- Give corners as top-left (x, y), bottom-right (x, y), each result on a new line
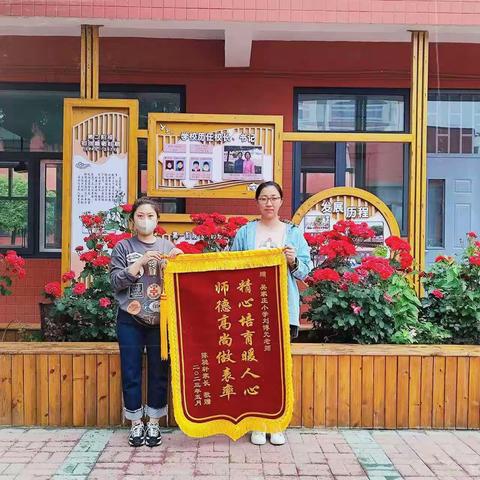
top-left (420, 232), bottom-right (480, 344)
top-left (302, 220), bottom-right (449, 344)
top-left (42, 202), bottom-right (137, 341)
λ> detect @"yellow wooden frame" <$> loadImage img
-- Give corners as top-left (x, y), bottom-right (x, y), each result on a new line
top-left (409, 31), bottom-right (429, 293)
top-left (147, 113), bottom-right (283, 199)
top-left (282, 132), bottom-right (413, 143)
top-left (72, 25), bottom-right (428, 291)
top-left (80, 25), bottom-right (99, 100)
top-left (61, 98), bottom-right (139, 276)
top-left (291, 186), bottom-right (401, 237)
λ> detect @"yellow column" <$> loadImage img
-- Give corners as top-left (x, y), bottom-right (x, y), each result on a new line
top-left (80, 25), bottom-right (100, 99)
top-left (408, 31), bottom-right (429, 294)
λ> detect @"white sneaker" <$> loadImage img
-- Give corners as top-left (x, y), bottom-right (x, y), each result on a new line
top-left (250, 431), bottom-right (267, 445)
top-left (269, 431), bottom-right (286, 445)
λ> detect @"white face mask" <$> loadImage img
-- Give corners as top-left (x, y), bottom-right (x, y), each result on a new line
top-left (135, 217), bottom-right (157, 235)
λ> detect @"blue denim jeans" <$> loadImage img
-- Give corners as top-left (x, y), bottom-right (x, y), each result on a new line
top-left (116, 309), bottom-right (169, 421)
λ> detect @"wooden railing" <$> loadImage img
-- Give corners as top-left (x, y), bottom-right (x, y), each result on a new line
top-left (1, 342), bottom-right (480, 429)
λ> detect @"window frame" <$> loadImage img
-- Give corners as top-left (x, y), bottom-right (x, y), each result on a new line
top-left (39, 159), bottom-right (63, 254)
top-left (293, 88), bottom-right (410, 235)
top-left (0, 82), bottom-right (187, 258)
top-left (294, 87), bottom-right (410, 134)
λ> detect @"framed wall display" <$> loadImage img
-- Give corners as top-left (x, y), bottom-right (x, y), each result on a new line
top-left (292, 187), bottom-right (401, 259)
top-left (62, 98), bottom-right (139, 276)
top-left (147, 113), bottom-right (283, 198)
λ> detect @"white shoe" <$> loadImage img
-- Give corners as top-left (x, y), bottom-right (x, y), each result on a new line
top-left (250, 431), bottom-right (267, 445)
top-left (269, 431), bottom-right (286, 445)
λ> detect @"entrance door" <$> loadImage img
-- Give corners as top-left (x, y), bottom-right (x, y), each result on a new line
top-left (426, 156), bottom-right (480, 264)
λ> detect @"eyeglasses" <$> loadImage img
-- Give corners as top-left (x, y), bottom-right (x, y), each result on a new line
top-left (257, 196), bottom-right (282, 204)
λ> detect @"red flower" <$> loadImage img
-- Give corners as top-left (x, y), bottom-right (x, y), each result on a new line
top-left (319, 238), bottom-right (356, 260)
top-left (351, 304), bottom-right (362, 315)
top-left (62, 271), bottom-right (76, 283)
top-left (432, 289), bottom-right (444, 299)
top-left (209, 212), bottom-right (227, 225)
top-left (360, 256), bottom-right (395, 280)
top-left (342, 271), bottom-right (360, 284)
top-left (193, 221), bottom-right (218, 237)
top-left (333, 220), bottom-right (375, 239)
top-left (120, 204), bottom-right (133, 213)
top-left (154, 225), bottom-right (166, 236)
top-left (312, 268), bottom-right (341, 282)
top-left (79, 251), bottom-right (98, 263)
top-left (435, 255), bottom-right (448, 263)
top-left (176, 241), bottom-right (205, 254)
top-left (191, 213), bottom-right (210, 224)
top-left (468, 231), bottom-right (477, 238)
top-left (227, 216), bottom-right (248, 228)
top-left (93, 215), bottom-right (103, 225)
top-left (44, 281), bottom-right (61, 298)
top-left (80, 214), bottom-right (95, 228)
top-left (386, 236), bottom-right (411, 252)
top-left (75, 245), bottom-right (84, 252)
top-left (92, 255), bottom-right (111, 267)
top-left (469, 255), bottom-right (480, 266)
top-left (73, 282), bottom-right (87, 295)
top-left (4, 250), bottom-right (26, 269)
top-left (104, 232), bottom-right (132, 249)
top-left (99, 297), bottom-right (111, 308)
top-left (399, 252), bottom-right (413, 270)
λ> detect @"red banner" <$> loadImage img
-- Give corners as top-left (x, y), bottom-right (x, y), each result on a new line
top-left (165, 249), bottom-right (293, 440)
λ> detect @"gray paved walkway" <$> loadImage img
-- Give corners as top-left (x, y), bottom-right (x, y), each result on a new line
top-left (1, 427), bottom-right (480, 479)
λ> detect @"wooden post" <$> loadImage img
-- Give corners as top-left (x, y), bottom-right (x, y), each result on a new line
top-left (80, 25), bottom-right (100, 100)
top-left (408, 31), bottom-right (429, 294)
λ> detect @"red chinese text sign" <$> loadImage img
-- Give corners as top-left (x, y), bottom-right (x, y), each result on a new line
top-left (164, 249), bottom-right (293, 440)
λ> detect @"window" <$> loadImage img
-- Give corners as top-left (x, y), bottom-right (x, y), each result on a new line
top-left (101, 85), bottom-right (185, 129)
top-left (428, 92), bottom-right (480, 154)
top-left (0, 86), bottom-right (78, 152)
top-left (0, 164), bottom-right (29, 250)
top-left (40, 160), bottom-right (62, 252)
top-left (0, 84), bottom-right (186, 257)
top-left (294, 89), bottom-right (409, 235)
top-left (296, 142), bottom-right (336, 204)
top-left (426, 179), bottom-right (445, 248)
top-left (346, 142), bottom-right (408, 232)
top-left (297, 90), bottom-right (407, 132)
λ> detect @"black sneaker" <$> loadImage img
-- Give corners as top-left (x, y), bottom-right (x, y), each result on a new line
top-left (145, 422), bottom-right (162, 447)
top-left (128, 422), bottom-right (145, 447)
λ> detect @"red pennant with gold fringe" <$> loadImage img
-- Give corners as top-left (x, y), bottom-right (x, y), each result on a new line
top-left (164, 249), bottom-right (293, 440)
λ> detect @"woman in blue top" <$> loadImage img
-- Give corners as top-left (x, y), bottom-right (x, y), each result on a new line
top-left (231, 181), bottom-right (312, 447)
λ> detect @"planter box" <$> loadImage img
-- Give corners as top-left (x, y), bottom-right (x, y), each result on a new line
top-left (1, 342), bottom-right (480, 429)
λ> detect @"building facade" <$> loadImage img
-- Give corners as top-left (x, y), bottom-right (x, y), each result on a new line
top-left (1, 0), bottom-right (480, 326)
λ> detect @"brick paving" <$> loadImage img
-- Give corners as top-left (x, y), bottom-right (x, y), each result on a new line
top-left (1, 427), bottom-right (480, 479)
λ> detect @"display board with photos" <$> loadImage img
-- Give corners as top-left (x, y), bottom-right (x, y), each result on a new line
top-left (147, 114), bottom-right (283, 198)
top-left (292, 187), bottom-right (401, 260)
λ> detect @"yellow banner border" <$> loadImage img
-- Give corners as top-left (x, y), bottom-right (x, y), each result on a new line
top-left (164, 249), bottom-right (293, 440)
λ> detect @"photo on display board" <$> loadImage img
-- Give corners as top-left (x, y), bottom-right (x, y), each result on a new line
top-left (222, 145), bottom-right (264, 180)
top-left (163, 156), bottom-right (186, 180)
top-left (190, 157), bottom-right (212, 181)
top-left (304, 213), bottom-right (331, 233)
